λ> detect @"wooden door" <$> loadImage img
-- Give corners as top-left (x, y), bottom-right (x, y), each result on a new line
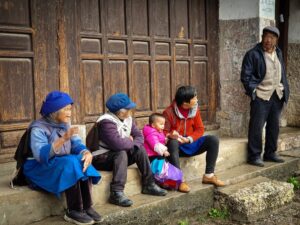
top-left (0, 0), bottom-right (80, 163)
top-left (79, 0), bottom-right (219, 127)
top-left (0, 0), bottom-right (218, 163)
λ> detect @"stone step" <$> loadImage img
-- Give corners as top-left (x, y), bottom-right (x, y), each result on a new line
top-left (215, 176), bottom-right (294, 222)
top-left (1, 128), bottom-right (300, 225)
top-left (0, 136), bottom-right (249, 211)
top-left (31, 155), bottom-right (300, 225)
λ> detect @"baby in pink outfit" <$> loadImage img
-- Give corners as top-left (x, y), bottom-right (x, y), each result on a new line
top-left (143, 113), bottom-right (190, 193)
top-left (143, 113), bottom-right (170, 158)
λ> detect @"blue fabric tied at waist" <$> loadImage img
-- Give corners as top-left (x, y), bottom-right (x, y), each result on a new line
top-left (179, 136), bottom-right (206, 155)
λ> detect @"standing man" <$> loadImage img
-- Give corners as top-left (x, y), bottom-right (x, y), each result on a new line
top-left (241, 26), bottom-right (289, 167)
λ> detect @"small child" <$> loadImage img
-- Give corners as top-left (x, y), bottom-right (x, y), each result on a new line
top-left (143, 113), bottom-right (170, 159)
top-left (143, 113), bottom-right (190, 193)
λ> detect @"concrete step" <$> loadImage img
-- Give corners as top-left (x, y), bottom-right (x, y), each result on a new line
top-left (1, 128), bottom-right (300, 225)
top-left (31, 155), bottom-right (300, 225)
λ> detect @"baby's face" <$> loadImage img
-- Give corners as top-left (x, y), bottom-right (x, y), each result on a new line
top-left (152, 117), bottom-right (165, 132)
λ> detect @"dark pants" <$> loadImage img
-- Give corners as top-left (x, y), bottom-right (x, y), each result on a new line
top-left (248, 92), bottom-right (284, 161)
top-left (92, 146), bottom-right (154, 192)
top-left (166, 135), bottom-right (219, 174)
top-left (65, 179), bottom-right (93, 211)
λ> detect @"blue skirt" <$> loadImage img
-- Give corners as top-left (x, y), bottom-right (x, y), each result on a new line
top-left (23, 154), bottom-right (101, 196)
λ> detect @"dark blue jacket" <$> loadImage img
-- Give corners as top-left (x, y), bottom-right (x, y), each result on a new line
top-left (241, 43), bottom-right (289, 102)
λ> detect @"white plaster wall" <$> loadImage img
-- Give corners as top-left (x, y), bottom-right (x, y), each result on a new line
top-left (259, 0), bottom-right (275, 19)
top-left (219, 0), bottom-right (259, 20)
top-left (288, 0), bottom-right (300, 43)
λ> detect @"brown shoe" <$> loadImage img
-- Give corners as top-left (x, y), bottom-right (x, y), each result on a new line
top-left (178, 182), bottom-right (191, 193)
top-left (202, 175), bottom-right (225, 187)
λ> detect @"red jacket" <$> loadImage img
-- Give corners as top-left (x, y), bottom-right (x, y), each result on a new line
top-left (163, 101), bottom-right (204, 142)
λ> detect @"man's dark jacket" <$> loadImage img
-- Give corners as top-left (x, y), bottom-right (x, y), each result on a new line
top-left (240, 43), bottom-right (289, 102)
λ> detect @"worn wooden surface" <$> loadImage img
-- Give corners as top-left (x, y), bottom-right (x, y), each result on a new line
top-left (0, 0), bottom-right (218, 163)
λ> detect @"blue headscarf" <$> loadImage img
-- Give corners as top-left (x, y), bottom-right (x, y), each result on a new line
top-left (40, 91), bottom-right (73, 116)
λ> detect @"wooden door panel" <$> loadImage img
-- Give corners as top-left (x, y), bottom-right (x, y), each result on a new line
top-left (106, 0), bottom-right (126, 35)
top-left (0, 33), bottom-right (31, 51)
top-left (176, 43), bottom-right (189, 56)
top-left (133, 41), bottom-right (149, 55)
top-left (194, 44), bottom-right (206, 57)
top-left (132, 61), bottom-right (151, 112)
top-left (1, 130), bottom-right (24, 149)
top-left (82, 60), bottom-right (103, 117)
top-left (108, 60), bottom-right (128, 96)
top-left (155, 61), bottom-right (172, 110)
top-left (79, 0), bottom-right (100, 33)
top-left (193, 61), bottom-right (208, 106)
top-left (150, 0), bottom-right (169, 37)
top-left (108, 40), bottom-right (127, 55)
top-left (0, 58), bottom-right (34, 122)
top-left (174, 0), bottom-right (189, 38)
top-left (0, 0), bottom-right (30, 26)
top-left (155, 42), bottom-right (171, 56)
top-left (131, 0), bottom-right (148, 36)
top-left (191, 0), bottom-right (206, 39)
top-left (81, 38), bottom-right (102, 54)
top-left (175, 61), bottom-right (190, 87)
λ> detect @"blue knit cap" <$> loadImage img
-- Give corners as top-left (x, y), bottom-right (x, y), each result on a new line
top-left (106, 93), bottom-right (136, 113)
top-left (40, 91), bottom-right (73, 116)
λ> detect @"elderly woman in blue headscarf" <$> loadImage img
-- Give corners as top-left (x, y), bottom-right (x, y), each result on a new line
top-left (23, 91), bottom-right (101, 225)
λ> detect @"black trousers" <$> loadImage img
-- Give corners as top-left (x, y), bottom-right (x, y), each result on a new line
top-left (166, 135), bottom-right (219, 174)
top-left (92, 146), bottom-right (154, 192)
top-left (247, 92), bottom-right (284, 161)
top-left (65, 179), bottom-right (93, 211)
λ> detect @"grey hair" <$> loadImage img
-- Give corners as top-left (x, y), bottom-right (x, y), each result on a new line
top-left (48, 111), bottom-right (60, 121)
top-left (115, 108), bottom-right (127, 115)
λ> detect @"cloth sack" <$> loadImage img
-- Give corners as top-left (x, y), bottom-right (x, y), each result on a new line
top-left (150, 158), bottom-right (183, 189)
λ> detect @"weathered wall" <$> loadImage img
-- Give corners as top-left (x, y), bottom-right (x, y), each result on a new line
top-left (286, 0), bottom-right (300, 127)
top-left (217, 18), bottom-right (259, 137)
top-left (218, 0), bottom-right (276, 137)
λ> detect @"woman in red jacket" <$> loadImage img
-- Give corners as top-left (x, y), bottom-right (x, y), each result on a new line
top-left (163, 86), bottom-right (225, 190)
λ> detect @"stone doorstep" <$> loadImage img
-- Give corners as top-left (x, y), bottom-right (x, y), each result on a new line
top-left (278, 127), bottom-right (300, 152)
top-left (31, 156), bottom-right (300, 225)
top-left (1, 128), bottom-right (300, 225)
top-left (215, 176), bottom-right (294, 222)
top-left (280, 147), bottom-right (300, 158)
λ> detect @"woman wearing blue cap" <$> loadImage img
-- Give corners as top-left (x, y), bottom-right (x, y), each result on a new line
top-left (23, 91), bottom-right (102, 225)
top-left (91, 93), bottom-right (167, 207)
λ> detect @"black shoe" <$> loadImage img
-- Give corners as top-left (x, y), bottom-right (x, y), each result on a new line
top-left (247, 158), bottom-right (264, 167)
top-left (109, 191), bottom-right (133, 207)
top-left (85, 207), bottom-right (102, 223)
top-left (64, 209), bottom-right (94, 225)
top-left (264, 155), bottom-right (285, 163)
top-left (142, 183), bottom-right (168, 196)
